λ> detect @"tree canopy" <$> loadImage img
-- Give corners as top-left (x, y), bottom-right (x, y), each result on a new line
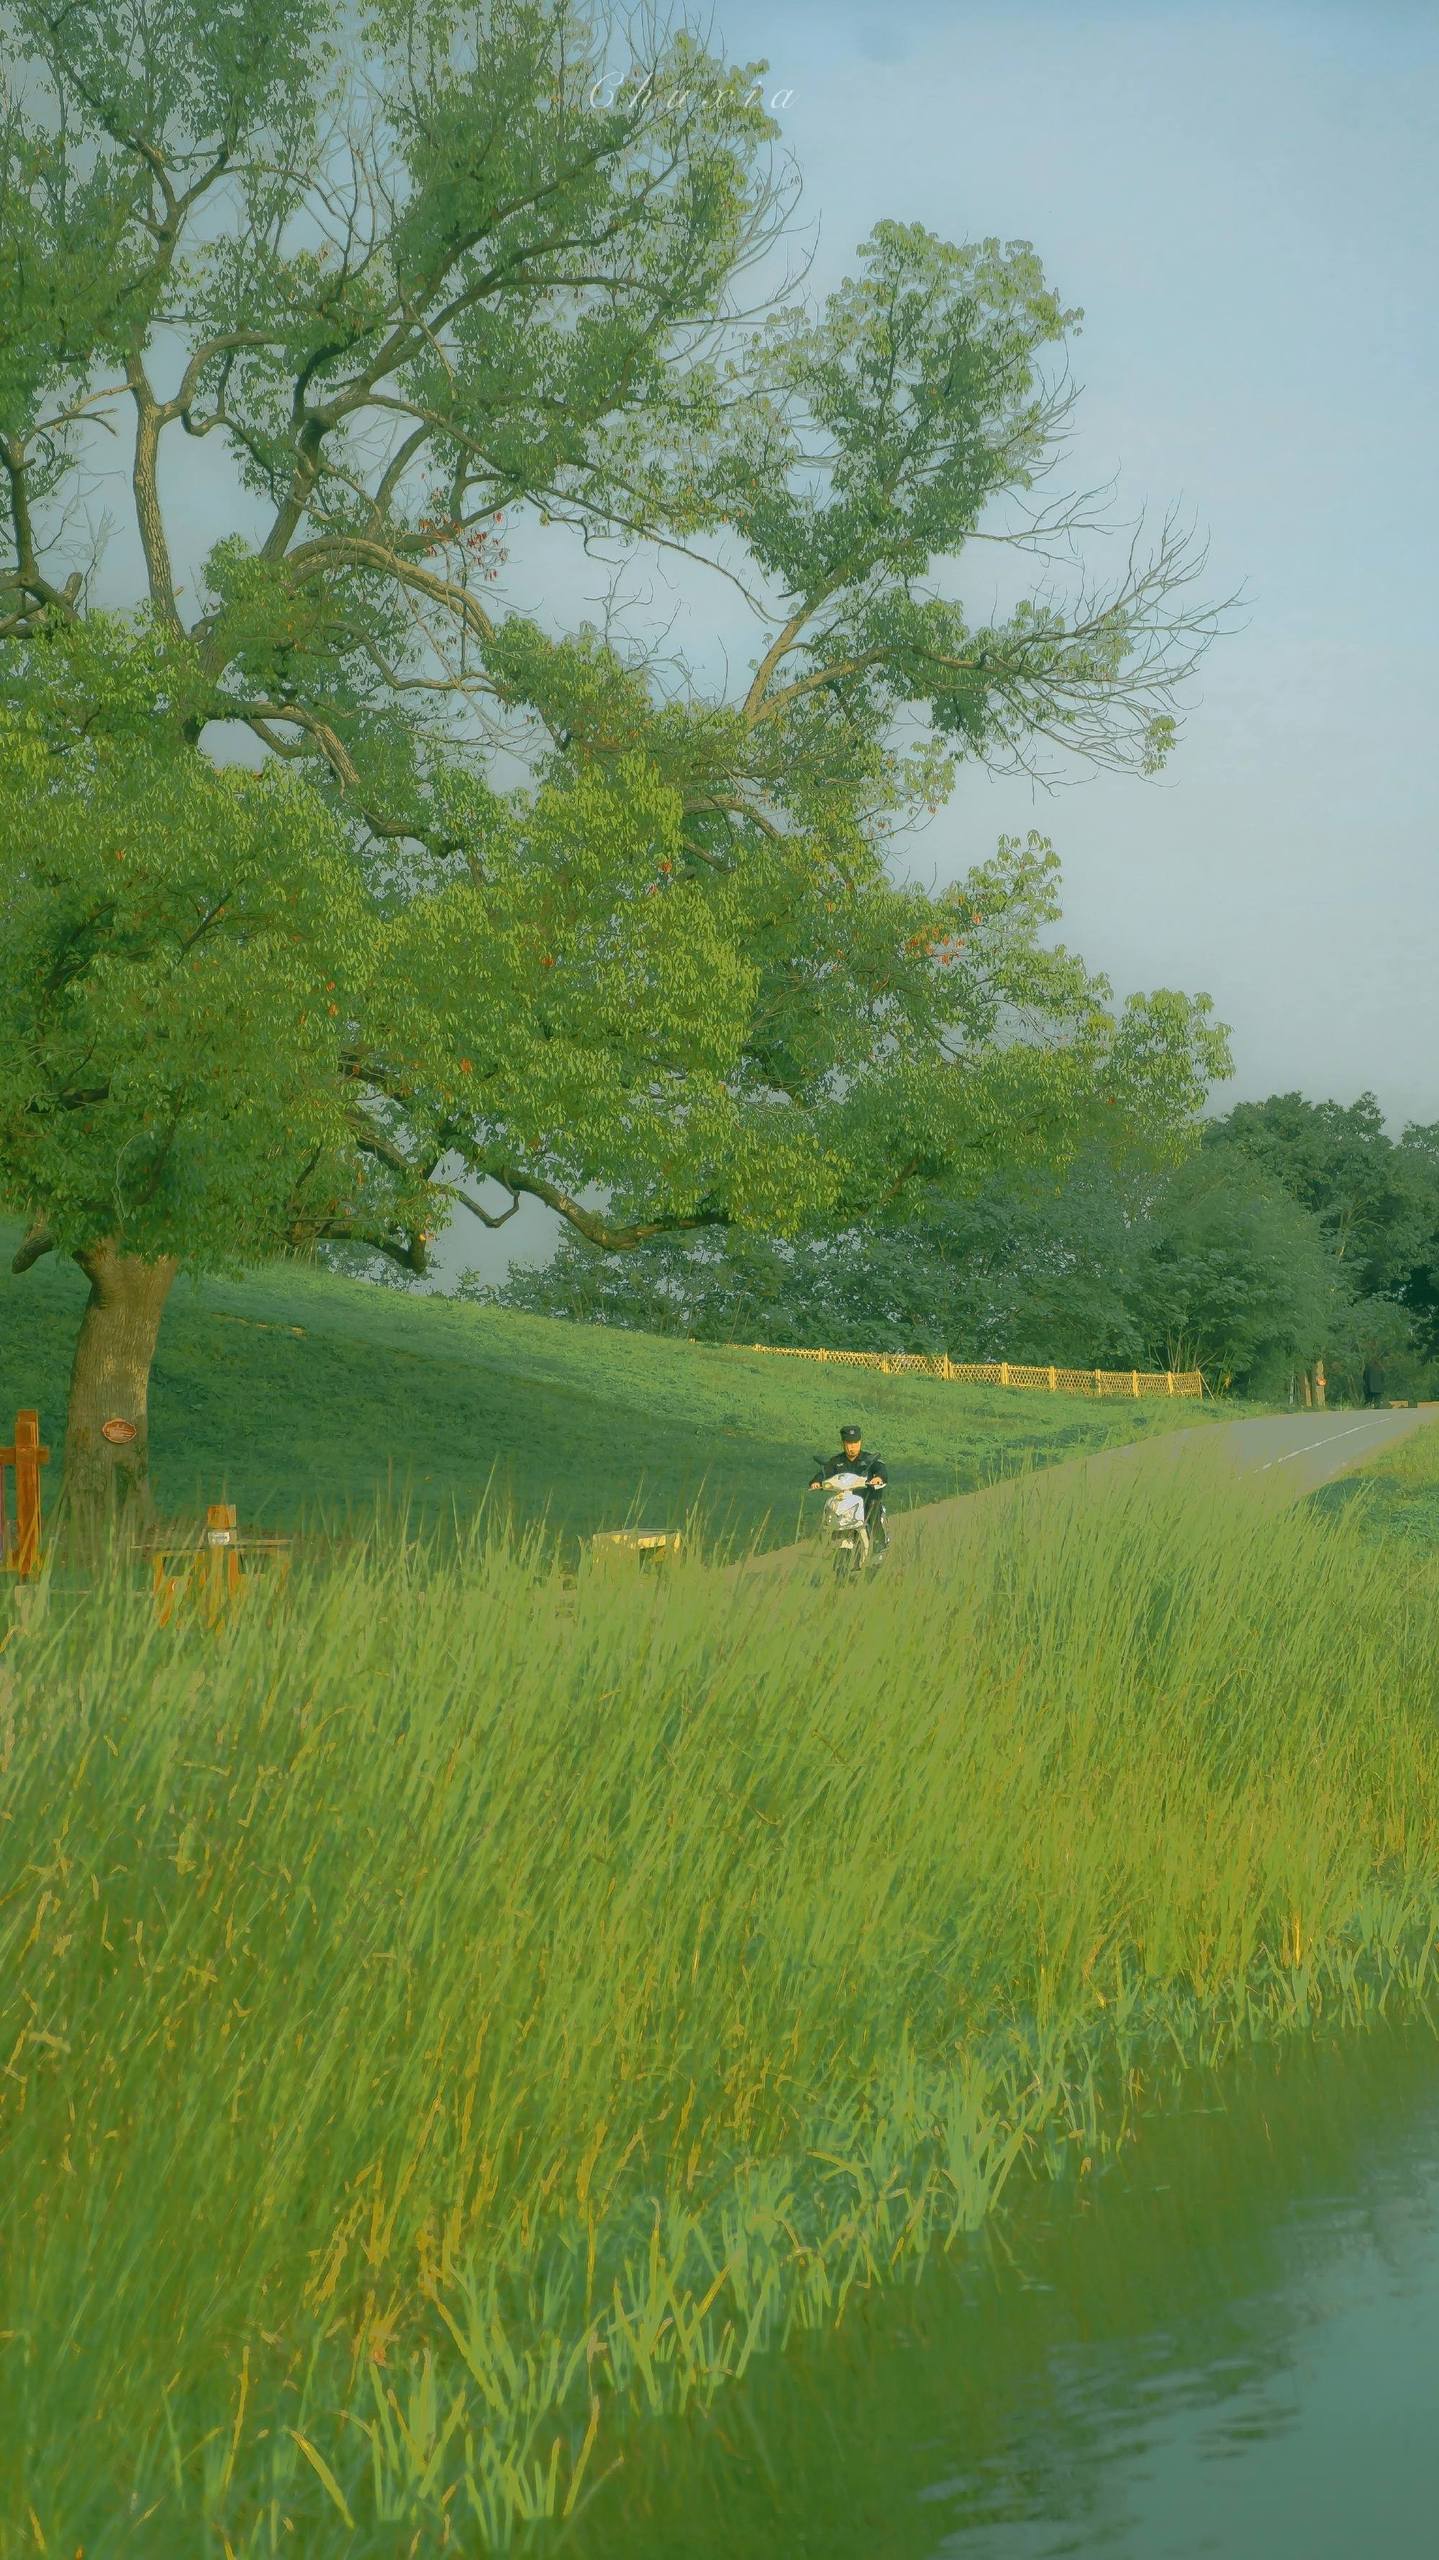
top-left (1204, 1094), bottom-right (1439, 1350)
top-left (0, 0), bottom-right (1233, 1513)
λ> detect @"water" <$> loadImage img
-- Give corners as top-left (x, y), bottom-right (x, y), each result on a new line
top-left (558, 2016), bottom-right (1439, 2559)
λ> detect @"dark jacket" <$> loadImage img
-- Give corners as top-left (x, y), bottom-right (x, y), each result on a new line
top-left (812, 1450), bottom-right (887, 1509)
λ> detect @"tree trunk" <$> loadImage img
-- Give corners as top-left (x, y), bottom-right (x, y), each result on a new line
top-left (61, 1240), bottom-right (179, 1546)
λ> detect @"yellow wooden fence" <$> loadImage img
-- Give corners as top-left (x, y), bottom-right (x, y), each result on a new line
top-left (745, 1347), bottom-right (1204, 1399)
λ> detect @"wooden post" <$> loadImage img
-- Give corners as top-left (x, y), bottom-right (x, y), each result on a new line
top-left (1131, 1370), bottom-right (1140, 1397)
top-left (1, 1410), bottom-right (50, 1577)
top-left (1166, 1371), bottom-right (1175, 1396)
top-left (1094, 1369), bottom-right (1102, 1397)
top-left (1049, 1366), bottom-right (1057, 1392)
top-left (202, 1502), bottom-right (240, 1622)
top-left (1000, 1361), bottom-right (1010, 1387)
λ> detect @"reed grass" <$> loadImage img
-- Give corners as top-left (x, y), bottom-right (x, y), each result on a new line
top-left (3, 1437), bottom-right (1439, 2555)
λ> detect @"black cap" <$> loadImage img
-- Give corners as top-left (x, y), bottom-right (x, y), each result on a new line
top-left (841, 1425), bottom-right (861, 1439)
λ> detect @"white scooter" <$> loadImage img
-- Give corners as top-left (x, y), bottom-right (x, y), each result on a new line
top-left (810, 1464), bottom-right (874, 1580)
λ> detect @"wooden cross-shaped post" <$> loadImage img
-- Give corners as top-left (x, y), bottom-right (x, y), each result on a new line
top-left (0, 1411), bottom-right (50, 1577)
top-left (201, 1502), bottom-right (241, 1622)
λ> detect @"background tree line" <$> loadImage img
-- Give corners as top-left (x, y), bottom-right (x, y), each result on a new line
top-left (478, 1092), bottom-right (1439, 1402)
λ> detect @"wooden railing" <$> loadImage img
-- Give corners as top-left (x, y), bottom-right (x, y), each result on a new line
top-left (744, 1348), bottom-right (1204, 1399)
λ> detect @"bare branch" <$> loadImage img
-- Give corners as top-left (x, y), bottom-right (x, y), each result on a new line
top-left (434, 1177), bottom-right (523, 1230)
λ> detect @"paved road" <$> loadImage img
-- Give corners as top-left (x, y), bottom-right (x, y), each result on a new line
top-left (1185, 1406), bottom-right (1439, 1495)
top-left (742, 1404), bottom-right (1439, 1582)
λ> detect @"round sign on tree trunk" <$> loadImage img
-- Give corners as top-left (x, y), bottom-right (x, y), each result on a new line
top-left (100, 1418), bottom-right (138, 1444)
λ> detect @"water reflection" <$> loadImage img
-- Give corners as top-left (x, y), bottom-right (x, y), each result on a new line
top-left (558, 2017), bottom-right (1439, 2559)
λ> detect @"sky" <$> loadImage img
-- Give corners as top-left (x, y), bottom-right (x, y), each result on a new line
top-left (30, 0), bottom-right (1438, 1285)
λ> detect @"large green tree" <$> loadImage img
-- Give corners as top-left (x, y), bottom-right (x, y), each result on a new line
top-left (0, 0), bottom-right (1231, 1525)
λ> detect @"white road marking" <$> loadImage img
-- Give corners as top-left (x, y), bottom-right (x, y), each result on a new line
top-left (1255, 1420), bottom-right (1385, 1473)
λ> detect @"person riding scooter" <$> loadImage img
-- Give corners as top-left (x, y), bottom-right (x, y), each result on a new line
top-left (809, 1427), bottom-right (888, 1560)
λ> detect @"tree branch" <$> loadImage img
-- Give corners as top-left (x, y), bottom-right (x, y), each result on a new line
top-left (10, 1222), bottom-right (56, 1275)
top-left (495, 1165), bottom-right (729, 1250)
top-left (126, 358), bottom-right (185, 638)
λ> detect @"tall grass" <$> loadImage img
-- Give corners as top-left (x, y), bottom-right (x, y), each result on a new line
top-left (3, 1444), bottom-right (1439, 2555)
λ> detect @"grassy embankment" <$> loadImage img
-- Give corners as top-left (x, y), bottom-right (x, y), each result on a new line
top-left (0, 1212), bottom-right (1230, 1557)
top-left (3, 1422), bottom-right (1439, 2555)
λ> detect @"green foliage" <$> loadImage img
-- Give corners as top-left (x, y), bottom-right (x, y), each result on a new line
top-left (0, 629), bottom-right (376, 1268)
top-left (1206, 1093), bottom-right (1439, 1383)
top-left (1206, 1093), bottom-right (1438, 1293)
top-left (1124, 1155), bottom-right (1343, 1387)
top-left (487, 1168), bottom-right (1148, 1360)
top-left (713, 223), bottom-right (1074, 580)
top-left (0, 0), bottom-right (1231, 1313)
top-left (4, 1453), bottom-right (1439, 2547)
top-left (0, 604), bottom-right (1228, 1277)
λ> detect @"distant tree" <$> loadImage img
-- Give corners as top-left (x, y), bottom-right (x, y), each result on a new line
top-left (0, 0), bottom-right (1231, 1527)
top-left (488, 1140), bottom-right (1347, 1394)
top-left (1205, 1092), bottom-right (1439, 1388)
top-left (1205, 1094), bottom-right (1438, 1299)
top-left (1124, 1155), bottom-right (1342, 1393)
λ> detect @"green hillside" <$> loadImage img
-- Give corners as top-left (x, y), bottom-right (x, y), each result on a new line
top-left (0, 1216), bottom-right (1227, 1557)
